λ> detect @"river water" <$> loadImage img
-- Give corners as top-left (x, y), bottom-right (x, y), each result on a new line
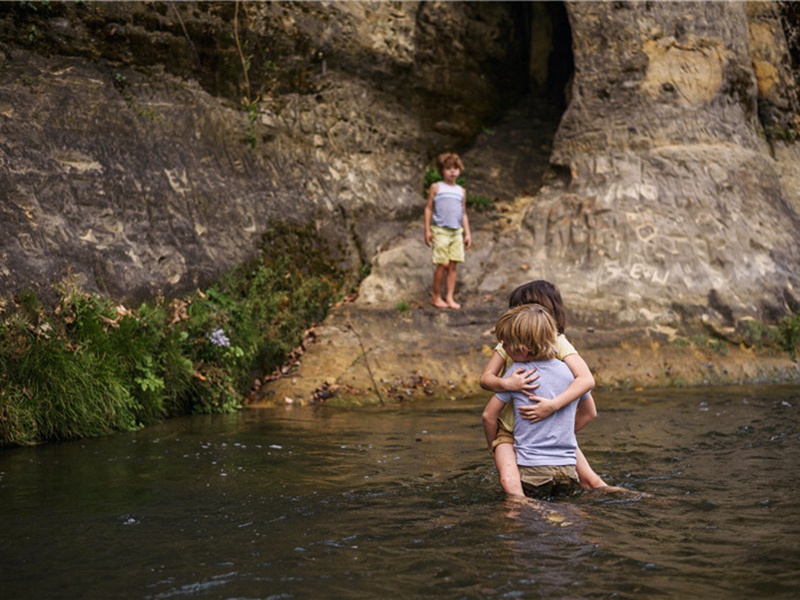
top-left (1, 384), bottom-right (799, 599)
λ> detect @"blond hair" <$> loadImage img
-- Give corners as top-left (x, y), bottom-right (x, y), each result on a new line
top-left (494, 304), bottom-right (557, 360)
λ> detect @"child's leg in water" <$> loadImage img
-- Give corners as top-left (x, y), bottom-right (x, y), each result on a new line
top-left (577, 447), bottom-right (628, 493)
top-left (576, 446), bottom-right (607, 489)
top-left (494, 442), bottom-right (524, 496)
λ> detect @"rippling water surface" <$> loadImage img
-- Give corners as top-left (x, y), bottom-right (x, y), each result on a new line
top-left (1, 384), bottom-right (799, 599)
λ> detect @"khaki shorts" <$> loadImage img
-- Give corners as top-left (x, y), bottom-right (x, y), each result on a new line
top-left (431, 225), bottom-right (464, 264)
top-left (490, 421), bottom-right (514, 451)
top-left (519, 465), bottom-right (581, 499)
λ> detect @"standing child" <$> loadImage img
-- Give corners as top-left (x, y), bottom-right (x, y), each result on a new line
top-left (423, 152), bottom-right (472, 309)
top-left (482, 304), bottom-right (586, 499)
top-left (480, 280), bottom-right (611, 496)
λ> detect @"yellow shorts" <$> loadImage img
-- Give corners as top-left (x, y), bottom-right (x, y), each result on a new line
top-left (490, 420), bottom-right (514, 452)
top-left (431, 225), bottom-right (464, 264)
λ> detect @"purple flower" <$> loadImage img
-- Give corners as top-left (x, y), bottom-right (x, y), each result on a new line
top-left (207, 328), bottom-right (231, 348)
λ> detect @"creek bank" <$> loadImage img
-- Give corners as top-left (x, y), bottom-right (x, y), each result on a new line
top-left (0, 224), bottom-right (343, 447)
top-left (255, 299), bottom-right (800, 408)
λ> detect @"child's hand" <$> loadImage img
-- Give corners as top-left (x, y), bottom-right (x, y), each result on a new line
top-left (518, 396), bottom-right (558, 422)
top-left (503, 368), bottom-right (539, 393)
top-left (424, 230), bottom-right (432, 247)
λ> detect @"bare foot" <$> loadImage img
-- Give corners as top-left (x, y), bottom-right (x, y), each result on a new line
top-left (431, 297), bottom-right (449, 309)
top-left (446, 298), bottom-right (461, 310)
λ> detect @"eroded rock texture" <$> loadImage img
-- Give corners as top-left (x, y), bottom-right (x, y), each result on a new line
top-left (533, 1), bottom-right (800, 336)
top-left (0, 1), bottom-right (529, 301)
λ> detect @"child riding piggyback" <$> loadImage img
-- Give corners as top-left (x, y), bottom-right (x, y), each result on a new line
top-left (480, 280), bottom-right (616, 497)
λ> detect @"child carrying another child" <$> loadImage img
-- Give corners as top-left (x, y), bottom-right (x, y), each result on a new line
top-left (423, 152), bottom-right (472, 310)
top-left (481, 280), bottom-right (612, 497)
top-left (482, 303), bottom-right (591, 498)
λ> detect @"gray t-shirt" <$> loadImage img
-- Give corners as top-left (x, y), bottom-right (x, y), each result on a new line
top-left (495, 359), bottom-right (581, 467)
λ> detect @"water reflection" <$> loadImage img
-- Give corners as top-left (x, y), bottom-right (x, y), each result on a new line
top-left (0, 385), bottom-right (798, 598)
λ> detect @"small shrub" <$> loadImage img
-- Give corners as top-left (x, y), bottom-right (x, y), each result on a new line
top-left (742, 319), bottom-right (782, 352)
top-left (780, 313), bottom-right (800, 359)
top-left (242, 100), bottom-right (260, 150)
top-left (708, 337), bottom-right (728, 356)
top-left (670, 336), bottom-right (691, 348)
top-left (466, 192), bottom-right (495, 212)
top-left (765, 124), bottom-right (800, 144)
top-left (0, 223), bottom-right (346, 446)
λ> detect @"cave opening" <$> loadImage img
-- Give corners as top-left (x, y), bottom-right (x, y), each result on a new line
top-left (528, 1), bottom-right (574, 110)
top-left (466, 1), bottom-right (574, 202)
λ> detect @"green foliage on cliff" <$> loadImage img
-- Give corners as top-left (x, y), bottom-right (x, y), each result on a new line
top-left (0, 224), bottom-right (344, 446)
top-left (782, 314), bottom-right (800, 359)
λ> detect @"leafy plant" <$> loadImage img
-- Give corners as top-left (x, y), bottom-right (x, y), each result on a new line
top-left (765, 124), bottom-right (800, 143)
top-left (26, 25), bottom-right (40, 45)
top-left (780, 313), bottom-right (800, 359)
top-left (0, 224), bottom-right (346, 446)
top-left (111, 72), bottom-right (162, 123)
top-left (242, 99), bottom-right (260, 150)
top-left (467, 192), bottom-right (495, 212)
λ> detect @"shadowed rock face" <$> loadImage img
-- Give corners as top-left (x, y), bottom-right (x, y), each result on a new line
top-left (1, 2), bottom-right (799, 397)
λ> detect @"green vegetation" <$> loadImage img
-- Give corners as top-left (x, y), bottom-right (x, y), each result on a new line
top-left (708, 337), bottom-right (728, 356)
top-left (733, 314), bottom-right (800, 359)
top-left (765, 123), bottom-right (800, 144)
top-left (0, 224), bottom-right (344, 446)
top-left (466, 192), bottom-right (495, 212)
top-left (395, 299), bottom-right (410, 312)
top-left (423, 166), bottom-right (495, 213)
top-left (672, 313), bottom-right (800, 360)
top-left (781, 313), bottom-right (800, 359)
top-left (242, 99), bottom-right (260, 151)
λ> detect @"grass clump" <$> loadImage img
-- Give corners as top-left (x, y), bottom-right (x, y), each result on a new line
top-left (739, 314), bottom-right (800, 360)
top-left (780, 313), bottom-right (800, 360)
top-left (0, 224), bottom-right (344, 446)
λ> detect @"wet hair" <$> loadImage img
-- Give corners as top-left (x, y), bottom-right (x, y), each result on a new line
top-left (494, 304), bottom-right (557, 361)
top-left (435, 152), bottom-right (464, 176)
top-left (508, 280), bottom-right (566, 334)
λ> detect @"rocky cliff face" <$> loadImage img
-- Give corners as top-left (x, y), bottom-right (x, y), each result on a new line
top-left (1, 1), bottom-right (798, 397)
top-left (359, 1), bottom-right (800, 339)
top-left (532, 1), bottom-right (800, 337)
top-left (0, 1), bottom-right (529, 301)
